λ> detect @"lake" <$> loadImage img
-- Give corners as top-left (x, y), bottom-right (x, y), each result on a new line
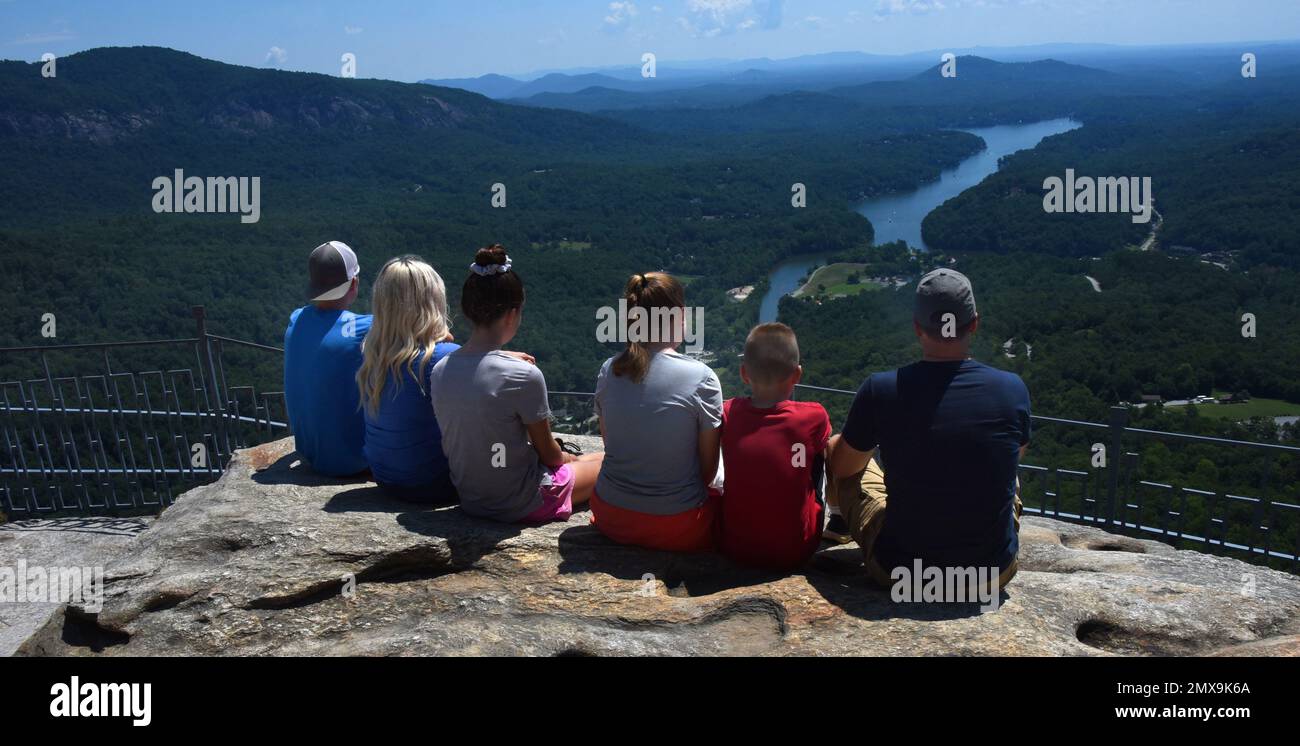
top-left (757, 117), bottom-right (1082, 323)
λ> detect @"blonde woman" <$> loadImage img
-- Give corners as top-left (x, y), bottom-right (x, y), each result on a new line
top-left (357, 255), bottom-right (462, 502)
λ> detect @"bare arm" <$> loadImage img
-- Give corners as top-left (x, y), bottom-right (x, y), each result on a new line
top-left (828, 433), bottom-right (873, 479)
top-left (698, 427), bottom-right (721, 487)
top-left (526, 418), bottom-right (573, 468)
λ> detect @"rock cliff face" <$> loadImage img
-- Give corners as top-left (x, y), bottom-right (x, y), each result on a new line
top-left (17, 436), bottom-right (1300, 657)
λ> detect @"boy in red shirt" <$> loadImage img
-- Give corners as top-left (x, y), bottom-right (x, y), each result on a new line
top-left (720, 323), bottom-right (832, 570)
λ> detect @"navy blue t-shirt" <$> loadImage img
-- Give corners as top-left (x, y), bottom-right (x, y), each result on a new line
top-left (841, 360), bottom-right (1031, 572)
top-left (363, 342), bottom-right (459, 490)
top-left (284, 306), bottom-right (372, 477)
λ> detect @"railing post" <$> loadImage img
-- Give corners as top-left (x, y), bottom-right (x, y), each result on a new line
top-left (192, 306), bottom-right (230, 462)
top-left (1106, 406), bottom-right (1129, 528)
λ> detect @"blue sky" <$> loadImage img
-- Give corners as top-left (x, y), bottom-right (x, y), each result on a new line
top-left (3, 0), bottom-right (1299, 80)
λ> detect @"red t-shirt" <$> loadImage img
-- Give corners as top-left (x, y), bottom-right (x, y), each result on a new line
top-left (720, 398), bottom-right (832, 570)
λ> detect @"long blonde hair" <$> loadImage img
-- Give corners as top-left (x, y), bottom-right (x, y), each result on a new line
top-left (357, 255), bottom-right (451, 416)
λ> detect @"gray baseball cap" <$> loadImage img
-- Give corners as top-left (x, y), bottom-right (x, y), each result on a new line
top-left (307, 241), bottom-right (359, 302)
top-left (914, 268), bottom-right (977, 335)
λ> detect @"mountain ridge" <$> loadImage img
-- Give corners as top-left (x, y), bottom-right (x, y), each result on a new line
top-left (0, 46), bottom-right (640, 146)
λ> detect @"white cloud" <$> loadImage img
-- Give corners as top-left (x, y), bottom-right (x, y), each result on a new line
top-left (872, 0), bottom-right (1052, 18)
top-left (11, 30), bottom-right (76, 45)
top-left (603, 1), bottom-right (639, 32)
top-left (678, 0), bottom-right (783, 37)
top-left (344, 25), bottom-right (363, 35)
top-left (265, 46), bottom-right (288, 66)
top-left (874, 0), bottom-right (949, 19)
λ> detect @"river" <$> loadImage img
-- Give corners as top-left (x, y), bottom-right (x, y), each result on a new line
top-left (757, 117), bottom-right (1082, 323)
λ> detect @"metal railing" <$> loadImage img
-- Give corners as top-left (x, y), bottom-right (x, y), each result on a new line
top-left (790, 383), bottom-right (1300, 573)
top-left (3, 315), bottom-right (1297, 573)
top-left (545, 384), bottom-right (1300, 571)
top-left (0, 307), bottom-right (287, 516)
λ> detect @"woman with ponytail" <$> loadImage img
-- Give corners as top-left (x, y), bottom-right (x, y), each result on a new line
top-left (591, 272), bottom-right (724, 552)
top-left (357, 255), bottom-right (459, 502)
top-left (429, 245), bottom-right (603, 523)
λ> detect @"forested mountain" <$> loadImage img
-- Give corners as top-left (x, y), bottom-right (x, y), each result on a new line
top-left (922, 69), bottom-right (1300, 268)
top-left (3, 42), bottom-right (1300, 557)
top-left (0, 46), bottom-right (982, 393)
top-left (4, 45), bottom-right (1299, 399)
top-left (585, 56), bottom-right (1150, 135)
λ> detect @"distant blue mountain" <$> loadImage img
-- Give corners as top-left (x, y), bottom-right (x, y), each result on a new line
top-left (417, 73), bottom-right (524, 99)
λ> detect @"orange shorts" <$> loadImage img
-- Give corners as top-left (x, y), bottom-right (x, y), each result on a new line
top-left (590, 490), bottom-right (719, 553)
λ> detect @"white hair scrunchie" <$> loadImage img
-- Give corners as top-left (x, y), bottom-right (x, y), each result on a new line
top-left (469, 257), bottom-right (513, 276)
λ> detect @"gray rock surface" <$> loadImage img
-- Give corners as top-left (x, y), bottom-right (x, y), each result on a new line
top-left (0, 517), bottom-right (152, 656)
top-left (15, 436), bottom-right (1300, 656)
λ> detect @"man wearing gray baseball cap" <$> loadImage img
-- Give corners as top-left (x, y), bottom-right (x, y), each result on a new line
top-left (283, 241), bottom-right (373, 477)
top-left (827, 268), bottom-right (1031, 596)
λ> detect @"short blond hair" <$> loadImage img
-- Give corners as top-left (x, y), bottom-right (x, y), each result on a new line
top-left (743, 322), bottom-right (800, 385)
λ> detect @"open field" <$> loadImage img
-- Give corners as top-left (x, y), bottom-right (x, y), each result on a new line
top-left (1191, 392), bottom-right (1300, 422)
top-left (793, 263), bottom-right (883, 298)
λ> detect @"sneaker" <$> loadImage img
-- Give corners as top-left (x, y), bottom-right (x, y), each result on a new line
top-left (555, 438), bottom-right (583, 457)
top-left (823, 514), bottom-right (853, 544)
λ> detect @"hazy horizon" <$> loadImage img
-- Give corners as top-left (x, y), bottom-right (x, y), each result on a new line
top-left (4, 0), bottom-right (1300, 81)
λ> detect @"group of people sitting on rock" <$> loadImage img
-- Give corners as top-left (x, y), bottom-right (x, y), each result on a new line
top-left (283, 240), bottom-right (1031, 593)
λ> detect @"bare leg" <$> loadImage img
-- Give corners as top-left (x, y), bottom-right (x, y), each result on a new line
top-left (568, 452), bottom-right (604, 505)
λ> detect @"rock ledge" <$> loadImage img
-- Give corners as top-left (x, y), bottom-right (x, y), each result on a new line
top-left (17, 437), bottom-right (1300, 657)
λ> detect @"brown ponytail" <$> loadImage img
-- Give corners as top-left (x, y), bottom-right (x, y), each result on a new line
top-left (611, 271), bottom-right (686, 383)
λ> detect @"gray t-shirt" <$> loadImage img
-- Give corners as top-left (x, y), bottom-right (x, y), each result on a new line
top-left (594, 350), bottom-right (723, 515)
top-left (429, 350), bottom-right (551, 522)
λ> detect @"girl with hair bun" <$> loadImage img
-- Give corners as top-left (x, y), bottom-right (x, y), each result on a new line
top-left (429, 245), bottom-right (603, 523)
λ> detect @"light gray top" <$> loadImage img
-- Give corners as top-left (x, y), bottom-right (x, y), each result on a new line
top-left (429, 350), bottom-right (550, 522)
top-left (594, 350), bottom-right (723, 515)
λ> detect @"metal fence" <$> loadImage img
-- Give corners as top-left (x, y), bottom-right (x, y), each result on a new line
top-left (3, 314), bottom-right (1297, 573)
top-left (790, 382), bottom-right (1300, 573)
top-left (0, 307), bottom-right (287, 516)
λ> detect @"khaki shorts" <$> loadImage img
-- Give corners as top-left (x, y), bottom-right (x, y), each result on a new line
top-left (831, 454), bottom-right (1022, 591)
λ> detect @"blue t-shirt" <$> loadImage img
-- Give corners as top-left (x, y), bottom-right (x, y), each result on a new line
top-left (363, 342), bottom-right (460, 489)
top-left (284, 306), bottom-right (372, 477)
top-left (841, 360), bottom-right (1031, 572)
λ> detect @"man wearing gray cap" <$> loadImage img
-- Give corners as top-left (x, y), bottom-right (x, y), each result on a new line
top-left (283, 241), bottom-right (372, 477)
top-left (827, 268), bottom-right (1031, 594)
